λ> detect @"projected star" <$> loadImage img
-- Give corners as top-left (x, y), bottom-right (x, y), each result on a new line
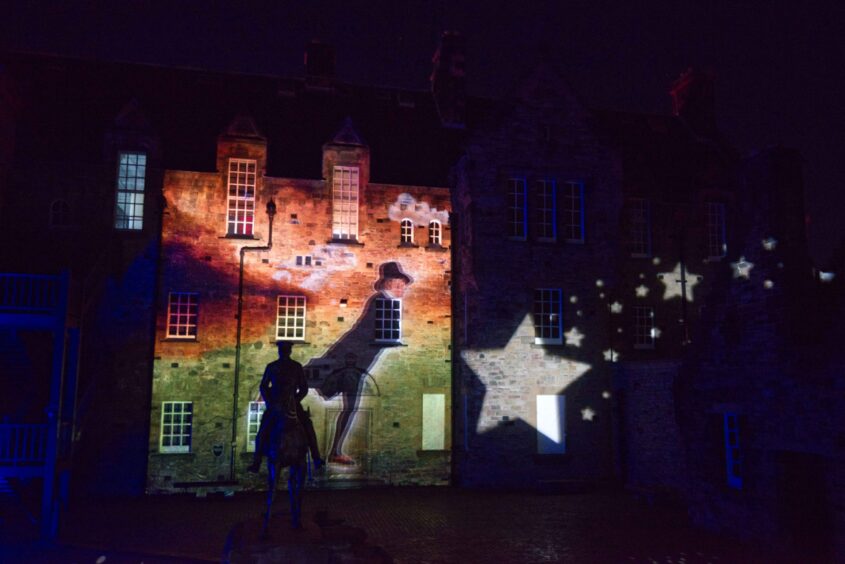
top-left (609, 301), bottom-right (623, 314)
top-left (635, 285), bottom-right (649, 298)
top-left (658, 263), bottom-right (700, 301)
top-left (762, 237), bottom-right (777, 251)
top-left (731, 256), bottom-right (754, 279)
top-left (601, 391), bottom-right (611, 399)
top-left (820, 271), bottom-right (835, 283)
top-left (581, 407), bottom-right (596, 421)
top-left (764, 279), bottom-right (774, 289)
top-left (564, 327), bottom-right (585, 347)
top-left (602, 349), bottom-right (619, 362)
top-left (651, 327), bottom-right (662, 339)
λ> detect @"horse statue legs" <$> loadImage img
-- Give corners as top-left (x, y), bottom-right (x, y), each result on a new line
top-left (287, 462), bottom-right (305, 528)
top-left (260, 411), bottom-right (309, 537)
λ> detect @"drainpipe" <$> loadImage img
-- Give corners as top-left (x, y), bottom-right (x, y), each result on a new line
top-left (229, 199), bottom-right (276, 481)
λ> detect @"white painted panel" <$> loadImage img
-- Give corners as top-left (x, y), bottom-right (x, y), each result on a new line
top-left (422, 394), bottom-right (445, 450)
top-left (536, 394), bottom-right (566, 454)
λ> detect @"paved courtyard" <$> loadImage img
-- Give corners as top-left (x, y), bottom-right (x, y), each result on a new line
top-left (3, 486), bottom-right (779, 563)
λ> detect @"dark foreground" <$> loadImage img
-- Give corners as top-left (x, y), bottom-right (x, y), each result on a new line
top-left (2, 486), bottom-right (782, 563)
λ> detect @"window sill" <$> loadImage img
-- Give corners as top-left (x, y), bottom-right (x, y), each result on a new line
top-left (272, 340), bottom-right (311, 345)
top-left (327, 238), bottom-right (364, 247)
top-left (223, 234), bottom-right (258, 240)
top-left (629, 253), bottom-right (652, 259)
top-left (151, 451), bottom-right (195, 459)
top-left (161, 337), bottom-right (199, 343)
top-left (397, 242), bottom-right (419, 249)
top-left (425, 244), bottom-right (448, 253)
top-left (371, 341), bottom-right (407, 347)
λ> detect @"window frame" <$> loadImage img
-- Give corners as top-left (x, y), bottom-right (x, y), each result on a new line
top-left (706, 201), bottom-right (727, 260)
top-left (332, 165), bottom-right (360, 241)
top-left (226, 158), bottom-right (257, 237)
top-left (374, 296), bottom-right (402, 343)
top-left (562, 181), bottom-right (585, 243)
top-left (633, 305), bottom-right (656, 349)
top-left (428, 220), bottom-right (442, 246)
top-left (723, 412), bottom-right (743, 489)
top-left (533, 288), bottom-right (563, 345)
top-left (114, 151), bottom-right (147, 231)
top-left (276, 295), bottom-right (306, 342)
top-left (627, 197), bottom-right (651, 257)
top-left (535, 179), bottom-right (557, 241)
top-left (159, 401), bottom-right (193, 453)
top-left (246, 400), bottom-right (266, 453)
top-left (400, 218), bottom-right (414, 244)
top-left (166, 292), bottom-right (199, 340)
top-left (507, 177), bottom-right (528, 240)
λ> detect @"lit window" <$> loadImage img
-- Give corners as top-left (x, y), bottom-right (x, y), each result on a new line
top-left (633, 306), bottom-right (655, 349)
top-left (160, 401), bottom-right (192, 453)
top-left (723, 413), bottom-right (743, 489)
top-left (115, 152), bottom-right (146, 230)
top-left (374, 297), bottom-right (401, 342)
top-left (507, 178), bottom-right (527, 239)
top-left (400, 218), bottom-right (414, 244)
top-left (627, 198), bottom-right (651, 257)
top-left (50, 199), bottom-right (71, 228)
top-left (246, 401), bottom-right (266, 452)
top-left (227, 159), bottom-right (257, 236)
top-left (562, 181), bottom-right (584, 242)
top-left (706, 202), bottom-right (727, 259)
top-left (276, 295), bottom-right (306, 341)
top-left (428, 220), bottom-right (442, 246)
top-left (533, 288), bottom-right (562, 344)
top-left (166, 292), bottom-right (198, 339)
top-left (536, 394), bottom-right (566, 454)
top-left (535, 179), bottom-right (556, 241)
top-left (332, 166), bottom-right (359, 240)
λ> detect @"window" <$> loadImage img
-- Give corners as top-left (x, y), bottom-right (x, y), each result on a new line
top-left (421, 394), bottom-right (445, 450)
top-left (50, 199), bottom-right (71, 228)
top-left (295, 255), bottom-right (313, 266)
top-left (627, 198), bottom-right (651, 256)
top-left (723, 412), bottom-right (743, 489)
top-left (562, 181), bottom-right (584, 242)
top-left (374, 297), bottom-right (401, 342)
top-left (332, 166), bottom-right (359, 240)
top-left (507, 178), bottom-right (527, 239)
top-left (536, 395), bottom-right (565, 454)
top-left (535, 179), bottom-right (557, 240)
top-left (160, 401), bottom-right (192, 453)
top-left (428, 220), bottom-right (442, 246)
top-left (276, 295), bottom-right (306, 341)
top-left (706, 202), bottom-right (727, 259)
top-left (246, 401), bottom-right (266, 452)
top-left (227, 159), bottom-right (257, 236)
top-left (166, 292), bottom-right (198, 339)
top-left (633, 306), bottom-right (655, 349)
top-left (115, 152), bottom-right (146, 230)
top-left (533, 288), bottom-right (562, 344)
top-left (400, 218), bottom-right (414, 244)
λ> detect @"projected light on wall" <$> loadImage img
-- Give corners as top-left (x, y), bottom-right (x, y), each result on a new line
top-left (658, 263), bottom-right (701, 301)
top-left (602, 349), bottom-right (619, 362)
top-left (609, 301), bottom-right (623, 314)
top-left (536, 394), bottom-right (566, 454)
top-left (635, 285), bottom-right (649, 298)
top-left (564, 327), bottom-right (585, 347)
top-left (762, 237), bottom-right (777, 251)
top-left (730, 257), bottom-right (754, 279)
top-left (580, 407), bottom-right (596, 421)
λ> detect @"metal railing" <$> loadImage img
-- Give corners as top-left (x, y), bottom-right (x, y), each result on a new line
top-left (0, 424), bottom-right (48, 467)
top-left (0, 274), bottom-right (59, 314)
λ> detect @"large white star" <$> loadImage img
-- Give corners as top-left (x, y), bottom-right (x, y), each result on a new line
top-left (564, 327), bottom-right (585, 347)
top-left (635, 285), bottom-right (649, 298)
top-left (461, 314), bottom-right (591, 434)
top-left (731, 256), bottom-right (754, 279)
top-left (657, 263), bottom-right (700, 301)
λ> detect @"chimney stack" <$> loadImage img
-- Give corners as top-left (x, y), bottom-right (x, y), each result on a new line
top-left (430, 31), bottom-right (466, 128)
top-left (670, 68), bottom-right (717, 137)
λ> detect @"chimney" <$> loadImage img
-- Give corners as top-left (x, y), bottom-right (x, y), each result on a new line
top-left (304, 40), bottom-right (335, 88)
top-left (430, 31), bottom-right (466, 128)
top-left (670, 68), bottom-right (717, 137)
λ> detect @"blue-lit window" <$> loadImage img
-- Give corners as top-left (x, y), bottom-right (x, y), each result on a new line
top-left (533, 288), bottom-right (562, 344)
top-left (535, 179), bottom-right (557, 241)
top-left (246, 401), bottom-right (266, 452)
top-left (160, 401), bottom-right (192, 453)
top-left (723, 413), bottom-right (743, 489)
top-left (562, 181), bottom-right (584, 242)
top-left (115, 152), bottom-right (146, 230)
top-left (507, 178), bottom-right (527, 239)
top-left (374, 297), bottom-right (401, 342)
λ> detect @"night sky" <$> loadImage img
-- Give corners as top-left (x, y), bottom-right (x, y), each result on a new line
top-left (4, 1), bottom-right (843, 264)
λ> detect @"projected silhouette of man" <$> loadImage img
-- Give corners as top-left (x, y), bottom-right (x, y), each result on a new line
top-left (248, 341), bottom-right (323, 473)
top-left (309, 261), bottom-right (411, 465)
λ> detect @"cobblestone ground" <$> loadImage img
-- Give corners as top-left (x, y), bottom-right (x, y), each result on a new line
top-left (2, 487), bottom-right (778, 563)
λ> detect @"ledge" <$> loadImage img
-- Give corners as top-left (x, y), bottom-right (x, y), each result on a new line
top-left (370, 342), bottom-right (407, 347)
top-left (150, 452), bottom-right (196, 460)
top-left (161, 338), bottom-right (199, 343)
top-left (397, 242), bottom-right (419, 249)
top-left (326, 238), bottom-right (364, 247)
top-left (424, 244), bottom-right (448, 253)
top-left (222, 234), bottom-right (259, 240)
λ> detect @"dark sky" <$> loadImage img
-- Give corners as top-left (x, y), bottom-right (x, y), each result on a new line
top-left (4, 1), bottom-right (844, 264)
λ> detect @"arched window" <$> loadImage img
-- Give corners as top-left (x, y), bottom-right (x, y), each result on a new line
top-left (428, 220), bottom-right (442, 246)
top-left (50, 199), bottom-right (71, 228)
top-left (400, 218), bottom-right (414, 244)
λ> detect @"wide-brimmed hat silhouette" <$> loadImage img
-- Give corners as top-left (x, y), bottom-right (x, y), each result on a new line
top-left (374, 261), bottom-right (412, 290)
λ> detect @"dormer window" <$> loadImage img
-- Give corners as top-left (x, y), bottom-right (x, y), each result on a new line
top-left (400, 219), bottom-right (414, 244)
top-left (227, 159), bottom-right (257, 237)
top-left (332, 165), bottom-right (359, 241)
top-left (115, 152), bottom-right (146, 230)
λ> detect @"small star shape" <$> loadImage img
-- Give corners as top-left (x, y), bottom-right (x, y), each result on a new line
top-left (601, 391), bottom-right (611, 399)
top-left (596, 279), bottom-right (605, 288)
top-left (581, 407), bottom-right (596, 421)
top-left (635, 285), bottom-right (649, 298)
top-left (603, 349), bottom-right (619, 362)
top-left (564, 327), bottom-right (585, 347)
top-left (762, 237), bottom-right (777, 251)
top-left (610, 301), bottom-right (623, 314)
top-left (731, 257), bottom-right (754, 279)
